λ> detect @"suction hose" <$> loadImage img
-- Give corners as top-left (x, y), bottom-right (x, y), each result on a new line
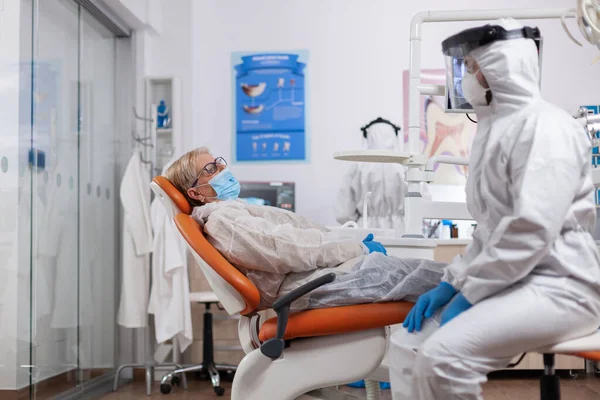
top-left (365, 379), bottom-right (381, 400)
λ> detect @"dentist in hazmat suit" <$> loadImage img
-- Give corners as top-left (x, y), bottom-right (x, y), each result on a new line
top-left (389, 18), bottom-right (600, 400)
top-left (335, 118), bottom-right (407, 234)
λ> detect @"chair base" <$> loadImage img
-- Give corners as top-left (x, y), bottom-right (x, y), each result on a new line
top-left (231, 328), bottom-right (387, 400)
top-left (159, 301), bottom-right (236, 396)
top-left (160, 363), bottom-right (237, 396)
top-left (112, 362), bottom-right (188, 396)
top-left (540, 354), bottom-right (561, 400)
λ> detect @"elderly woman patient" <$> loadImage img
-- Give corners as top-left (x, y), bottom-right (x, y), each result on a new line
top-left (165, 147), bottom-right (444, 310)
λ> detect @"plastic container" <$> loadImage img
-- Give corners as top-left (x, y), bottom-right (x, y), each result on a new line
top-left (437, 220), bottom-right (451, 240)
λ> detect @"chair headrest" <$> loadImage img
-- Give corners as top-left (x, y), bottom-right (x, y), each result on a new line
top-left (151, 176), bottom-right (193, 215)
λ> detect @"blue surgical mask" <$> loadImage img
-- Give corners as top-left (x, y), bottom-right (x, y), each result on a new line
top-left (202, 168), bottom-right (240, 201)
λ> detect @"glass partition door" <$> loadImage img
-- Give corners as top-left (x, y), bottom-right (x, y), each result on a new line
top-left (22, 0), bottom-right (120, 397)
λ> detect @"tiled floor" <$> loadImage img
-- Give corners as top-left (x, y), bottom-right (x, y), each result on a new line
top-left (103, 373), bottom-right (600, 399)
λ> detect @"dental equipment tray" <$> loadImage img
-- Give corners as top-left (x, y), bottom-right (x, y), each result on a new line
top-left (334, 150), bottom-right (411, 164)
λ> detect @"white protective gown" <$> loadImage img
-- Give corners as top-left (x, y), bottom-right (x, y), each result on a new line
top-left (335, 123), bottom-right (407, 234)
top-left (192, 200), bottom-right (445, 310)
top-left (193, 200), bottom-right (366, 308)
top-left (117, 152), bottom-right (153, 328)
top-left (390, 18), bottom-right (600, 400)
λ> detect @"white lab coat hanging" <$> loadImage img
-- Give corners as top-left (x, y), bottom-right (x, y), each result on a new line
top-left (117, 152), bottom-right (153, 328)
top-left (147, 192), bottom-right (193, 351)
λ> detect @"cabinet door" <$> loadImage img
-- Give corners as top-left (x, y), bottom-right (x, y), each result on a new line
top-left (433, 245), bottom-right (467, 263)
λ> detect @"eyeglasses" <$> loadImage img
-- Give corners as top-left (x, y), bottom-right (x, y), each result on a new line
top-left (190, 157), bottom-right (227, 188)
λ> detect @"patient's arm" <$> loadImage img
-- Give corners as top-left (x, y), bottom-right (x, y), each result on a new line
top-left (204, 206), bottom-right (365, 275)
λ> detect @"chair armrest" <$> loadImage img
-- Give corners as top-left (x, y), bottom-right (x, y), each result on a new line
top-left (260, 273), bottom-right (336, 360)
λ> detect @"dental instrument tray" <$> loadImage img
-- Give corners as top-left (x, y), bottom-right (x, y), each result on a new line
top-left (333, 150), bottom-right (411, 164)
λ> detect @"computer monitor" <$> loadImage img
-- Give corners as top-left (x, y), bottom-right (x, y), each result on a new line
top-left (239, 181), bottom-right (295, 212)
top-left (445, 36), bottom-right (544, 113)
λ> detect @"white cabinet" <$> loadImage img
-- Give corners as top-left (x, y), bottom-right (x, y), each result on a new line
top-left (145, 76), bottom-right (180, 172)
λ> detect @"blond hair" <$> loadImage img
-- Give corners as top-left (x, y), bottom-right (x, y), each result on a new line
top-left (164, 146), bottom-right (210, 207)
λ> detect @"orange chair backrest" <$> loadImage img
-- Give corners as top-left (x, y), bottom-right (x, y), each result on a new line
top-left (174, 214), bottom-right (261, 315)
top-left (151, 175), bottom-right (261, 315)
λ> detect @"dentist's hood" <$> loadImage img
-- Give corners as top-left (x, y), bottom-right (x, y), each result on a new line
top-left (365, 122), bottom-right (399, 150)
top-left (468, 18), bottom-right (541, 116)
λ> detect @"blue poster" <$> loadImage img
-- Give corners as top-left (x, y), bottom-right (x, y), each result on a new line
top-left (233, 52), bottom-right (307, 161)
top-left (583, 105), bottom-right (600, 204)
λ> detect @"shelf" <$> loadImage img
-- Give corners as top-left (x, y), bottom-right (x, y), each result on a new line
top-left (377, 237), bottom-right (437, 248)
top-left (436, 239), bottom-right (472, 246)
top-left (156, 128), bottom-right (172, 135)
top-left (333, 150), bottom-right (411, 164)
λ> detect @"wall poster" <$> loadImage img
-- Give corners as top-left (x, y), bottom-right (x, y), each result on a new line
top-left (233, 51), bottom-right (308, 162)
top-left (402, 69), bottom-right (477, 185)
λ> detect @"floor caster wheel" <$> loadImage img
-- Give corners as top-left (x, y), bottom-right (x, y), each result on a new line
top-left (197, 371), bottom-right (209, 380)
top-left (171, 375), bottom-right (180, 386)
top-left (221, 370), bottom-right (235, 382)
top-left (214, 386), bottom-right (225, 396)
top-left (160, 383), bottom-right (172, 394)
top-left (568, 370), bottom-right (579, 379)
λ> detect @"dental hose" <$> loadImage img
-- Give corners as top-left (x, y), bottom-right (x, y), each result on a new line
top-left (365, 379), bottom-right (381, 400)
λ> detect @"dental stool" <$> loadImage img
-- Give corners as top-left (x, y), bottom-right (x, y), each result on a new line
top-left (534, 339), bottom-right (600, 400)
top-left (158, 292), bottom-right (237, 396)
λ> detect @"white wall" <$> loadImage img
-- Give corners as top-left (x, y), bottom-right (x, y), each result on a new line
top-left (103, 0), bottom-right (160, 31)
top-left (187, 0), bottom-right (600, 225)
top-left (144, 0), bottom-right (192, 156)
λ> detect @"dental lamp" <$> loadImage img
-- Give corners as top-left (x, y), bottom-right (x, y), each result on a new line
top-left (575, 107), bottom-right (600, 146)
top-left (562, 0), bottom-right (600, 51)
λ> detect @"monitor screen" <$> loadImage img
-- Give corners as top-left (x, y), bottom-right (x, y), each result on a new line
top-left (445, 36), bottom-right (544, 113)
top-left (239, 181), bottom-right (295, 212)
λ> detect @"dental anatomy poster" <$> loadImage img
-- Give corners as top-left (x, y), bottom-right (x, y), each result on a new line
top-left (233, 51), bottom-right (308, 162)
top-left (402, 69), bottom-right (477, 186)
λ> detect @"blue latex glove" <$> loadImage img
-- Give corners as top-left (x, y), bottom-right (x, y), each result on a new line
top-left (362, 233), bottom-right (387, 255)
top-left (440, 293), bottom-right (472, 326)
top-left (403, 282), bottom-right (456, 333)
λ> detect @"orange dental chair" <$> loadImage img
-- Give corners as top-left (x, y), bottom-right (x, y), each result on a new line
top-left (151, 176), bottom-right (600, 400)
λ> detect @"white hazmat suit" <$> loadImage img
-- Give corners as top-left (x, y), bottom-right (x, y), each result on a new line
top-left (390, 18), bottom-right (600, 400)
top-left (336, 122), bottom-right (407, 234)
top-left (191, 200), bottom-right (444, 310)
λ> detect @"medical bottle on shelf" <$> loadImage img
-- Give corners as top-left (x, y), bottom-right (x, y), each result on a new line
top-left (157, 100), bottom-right (169, 128)
top-left (451, 224), bottom-right (459, 239)
top-left (467, 223), bottom-right (477, 238)
top-left (441, 220), bottom-right (452, 240)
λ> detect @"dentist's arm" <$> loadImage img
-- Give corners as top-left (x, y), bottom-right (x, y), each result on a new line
top-left (444, 123), bottom-right (587, 305)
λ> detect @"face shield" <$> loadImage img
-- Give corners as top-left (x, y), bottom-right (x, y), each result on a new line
top-left (441, 25), bottom-right (541, 111)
